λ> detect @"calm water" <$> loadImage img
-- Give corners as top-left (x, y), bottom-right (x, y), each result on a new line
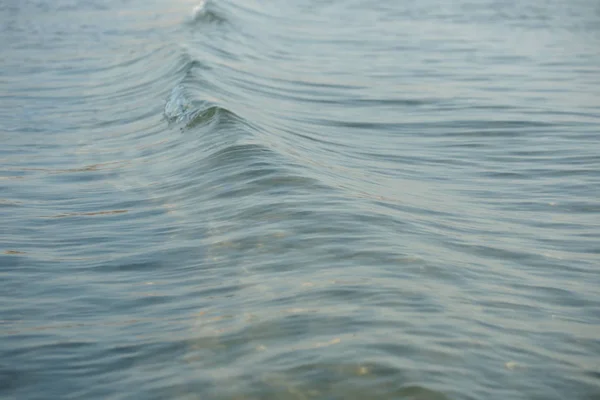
top-left (1, 0), bottom-right (599, 399)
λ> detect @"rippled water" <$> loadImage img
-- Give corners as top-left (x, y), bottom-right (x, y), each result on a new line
top-left (1, 0), bottom-right (599, 399)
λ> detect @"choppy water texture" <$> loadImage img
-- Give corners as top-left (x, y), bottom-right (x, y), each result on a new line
top-left (1, 0), bottom-right (600, 399)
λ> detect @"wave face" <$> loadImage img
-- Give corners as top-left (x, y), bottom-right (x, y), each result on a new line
top-left (1, 0), bottom-right (600, 399)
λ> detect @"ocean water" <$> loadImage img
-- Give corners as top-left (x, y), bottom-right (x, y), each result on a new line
top-left (1, 0), bottom-right (599, 399)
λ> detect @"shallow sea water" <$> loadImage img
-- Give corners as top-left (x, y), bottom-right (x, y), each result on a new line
top-left (1, 0), bottom-right (599, 399)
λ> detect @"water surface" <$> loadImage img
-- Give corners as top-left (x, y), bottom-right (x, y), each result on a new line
top-left (1, 0), bottom-right (599, 399)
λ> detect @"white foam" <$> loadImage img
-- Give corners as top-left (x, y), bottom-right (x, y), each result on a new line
top-left (191, 0), bottom-right (208, 19)
top-left (164, 85), bottom-right (195, 124)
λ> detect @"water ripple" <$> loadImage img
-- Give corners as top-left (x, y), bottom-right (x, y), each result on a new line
top-left (1, 0), bottom-right (599, 399)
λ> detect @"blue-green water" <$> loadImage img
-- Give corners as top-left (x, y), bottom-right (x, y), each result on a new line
top-left (1, 0), bottom-right (599, 399)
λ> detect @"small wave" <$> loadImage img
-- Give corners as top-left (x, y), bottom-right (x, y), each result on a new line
top-left (164, 85), bottom-right (196, 124)
top-left (163, 85), bottom-right (219, 128)
top-left (191, 0), bottom-right (208, 18)
top-left (188, 0), bottom-right (228, 25)
top-left (163, 79), bottom-right (240, 129)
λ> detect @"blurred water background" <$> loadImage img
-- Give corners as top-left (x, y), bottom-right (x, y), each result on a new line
top-left (1, 0), bottom-right (599, 399)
